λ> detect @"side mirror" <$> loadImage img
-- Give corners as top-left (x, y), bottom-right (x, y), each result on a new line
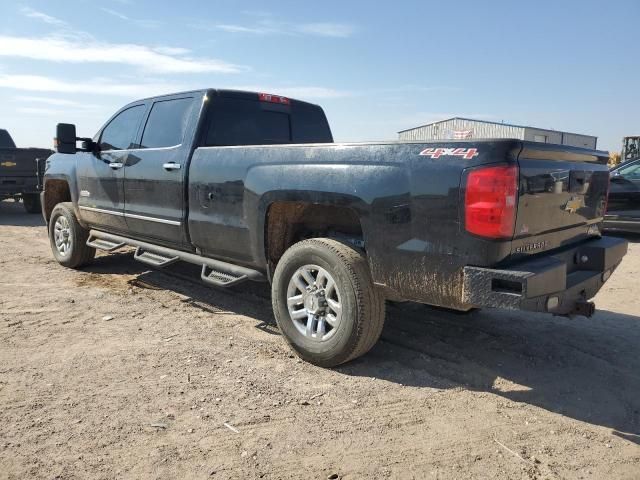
top-left (55, 123), bottom-right (77, 154)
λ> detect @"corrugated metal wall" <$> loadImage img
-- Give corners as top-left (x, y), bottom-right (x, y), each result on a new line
top-left (398, 118), bottom-right (523, 141)
top-left (558, 132), bottom-right (597, 149)
top-left (399, 118), bottom-right (598, 149)
top-left (523, 127), bottom-right (563, 145)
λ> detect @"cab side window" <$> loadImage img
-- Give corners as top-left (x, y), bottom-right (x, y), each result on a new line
top-left (140, 97), bottom-right (195, 149)
top-left (99, 105), bottom-right (145, 151)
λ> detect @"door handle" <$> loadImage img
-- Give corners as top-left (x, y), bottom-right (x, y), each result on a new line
top-left (163, 163), bottom-right (181, 171)
top-left (108, 162), bottom-right (124, 169)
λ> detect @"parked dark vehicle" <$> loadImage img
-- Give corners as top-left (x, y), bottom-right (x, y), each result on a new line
top-left (605, 158), bottom-right (640, 233)
top-left (41, 89), bottom-right (628, 367)
top-left (0, 129), bottom-right (52, 213)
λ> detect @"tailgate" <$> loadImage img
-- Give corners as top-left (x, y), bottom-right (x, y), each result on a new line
top-left (511, 143), bottom-right (609, 257)
top-left (0, 148), bottom-right (50, 177)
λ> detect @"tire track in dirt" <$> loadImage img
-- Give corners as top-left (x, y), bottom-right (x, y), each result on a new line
top-left (3, 200), bottom-right (640, 479)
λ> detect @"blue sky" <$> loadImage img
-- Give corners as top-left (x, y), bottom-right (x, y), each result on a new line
top-left (0, 0), bottom-right (637, 151)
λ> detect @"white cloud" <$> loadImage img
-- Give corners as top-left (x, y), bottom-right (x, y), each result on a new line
top-left (100, 7), bottom-right (130, 20)
top-left (153, 47), bottom-right (190, 56)
top-left (16, 106), bottom-right (65, 116)
top-left (204, 19), bottom-right (355, 38)
top-left (0, 35), bottom-right (247, 74)
top-left (16, 96), bottom-right (85, 106)
top-left (14, 95), bottom-right (105, 110)
top-left (20, 7), bottom-right (68, 27)
top-left (0, 74), bottom-right (185, 97)
top-left (295, 23), bottom-right (355, 38)
top-left (0, 74), bottom-right (353, 101)
top-left (99, 8), bottom-right (162, 28)
top-left (216, 24), bottom-right (272, 34)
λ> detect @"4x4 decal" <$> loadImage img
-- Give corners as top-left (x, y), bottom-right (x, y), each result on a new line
top-left (419, 147), bottom-right (479, 159)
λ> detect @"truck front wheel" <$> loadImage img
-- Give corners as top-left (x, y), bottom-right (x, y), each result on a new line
top-left (271, 238), bottom-right (385, 367)
top-left (48, 202), bottom-right (95, 268)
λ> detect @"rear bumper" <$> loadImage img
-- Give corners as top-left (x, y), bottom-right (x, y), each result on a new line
top-left (462, 236), bottom-right (628, 316)
top-left (0, 177), bottom-right (39, 196)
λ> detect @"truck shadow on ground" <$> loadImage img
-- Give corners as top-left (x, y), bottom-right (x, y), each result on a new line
top-left (85, 253), bottom-right (279, 335)
top-left (0, 200), bottom-right (45, 226)
top-left (342, 302), bottom-right (640, 445)
top-left (84, 251), bottom-right (640, 445)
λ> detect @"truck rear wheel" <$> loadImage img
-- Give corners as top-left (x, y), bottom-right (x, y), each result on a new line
top-left (271, 238), bottom-right (385, 367)
top-left (22, 193), bottom-right (41, 214)
top-left (48, 202), bottom-right (95, 268)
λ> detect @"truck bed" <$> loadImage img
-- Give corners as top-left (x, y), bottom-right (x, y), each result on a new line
top-left (186, 139), bottom-right (612, 311)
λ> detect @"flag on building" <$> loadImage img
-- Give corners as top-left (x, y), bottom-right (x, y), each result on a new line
top-left (451, 129), bottom-right (474, 139)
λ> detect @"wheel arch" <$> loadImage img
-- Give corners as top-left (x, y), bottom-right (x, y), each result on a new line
top-left (42, 177), bottom-right (72, 223)
top-left (263, 200), bottom-right (367, 274)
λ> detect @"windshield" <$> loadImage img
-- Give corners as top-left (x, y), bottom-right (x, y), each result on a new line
top-left (614, 160), bottom-right (640, 179)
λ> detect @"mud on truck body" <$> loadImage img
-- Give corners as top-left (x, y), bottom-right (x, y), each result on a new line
top-left (41, 89), bottom-right (628, 367)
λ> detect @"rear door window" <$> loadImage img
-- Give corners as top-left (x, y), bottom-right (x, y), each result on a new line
top-left (140, 97), bottom-right (195, 149)
top-left (204, 97), bottom-right (332, 146)
top-left (99, 105), bottom-right (145, 151)
top-left (206, 99), bottom-right (290, 146)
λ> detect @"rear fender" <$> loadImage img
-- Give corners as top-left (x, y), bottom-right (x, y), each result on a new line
top-left (245, 162), bottom-right (411, 278)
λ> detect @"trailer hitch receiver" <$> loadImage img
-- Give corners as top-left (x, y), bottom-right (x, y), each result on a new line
top-left (573, 301), bottom-right (595, 317)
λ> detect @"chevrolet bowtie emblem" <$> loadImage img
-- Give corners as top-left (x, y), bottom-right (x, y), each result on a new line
top-left (564, 196), bottom-right (584, 214)
top-left (1, 161), bottom-right (16, 167)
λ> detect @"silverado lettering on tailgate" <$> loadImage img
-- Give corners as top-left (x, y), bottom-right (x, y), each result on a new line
top-left (515, 240), bottom-right (549, 253)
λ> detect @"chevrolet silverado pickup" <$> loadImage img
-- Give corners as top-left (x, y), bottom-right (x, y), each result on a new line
top-left (0, 129), bottom-right (51, 213)
top-left (42, 89), bottom-right (628, 367)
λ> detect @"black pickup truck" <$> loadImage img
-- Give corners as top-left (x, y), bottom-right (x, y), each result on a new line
top-left (42, 89), bottom-right (628, 367)
top-left (1, 129), bottom-right (52, 213)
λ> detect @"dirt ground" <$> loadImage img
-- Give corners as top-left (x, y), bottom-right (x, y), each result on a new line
top-left (1, 199), bottom-right (639, 480)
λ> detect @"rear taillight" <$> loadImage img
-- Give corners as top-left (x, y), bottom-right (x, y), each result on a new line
top-left (465, 164), bottom-right (518, 239)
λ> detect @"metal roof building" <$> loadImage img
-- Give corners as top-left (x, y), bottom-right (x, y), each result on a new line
top-left (398, 117), bottom-right (597, 149)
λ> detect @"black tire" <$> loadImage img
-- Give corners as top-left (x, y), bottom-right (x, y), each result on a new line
top-left (48, 202), bottom-right (96, 268)
top-left (271, 238), bottom-right (385, 367)
top-left (22, 193), bottom-right (41, 214)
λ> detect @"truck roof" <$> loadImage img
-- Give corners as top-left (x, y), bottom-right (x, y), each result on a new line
top-left (131, 88), bottom-right (322, 109)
